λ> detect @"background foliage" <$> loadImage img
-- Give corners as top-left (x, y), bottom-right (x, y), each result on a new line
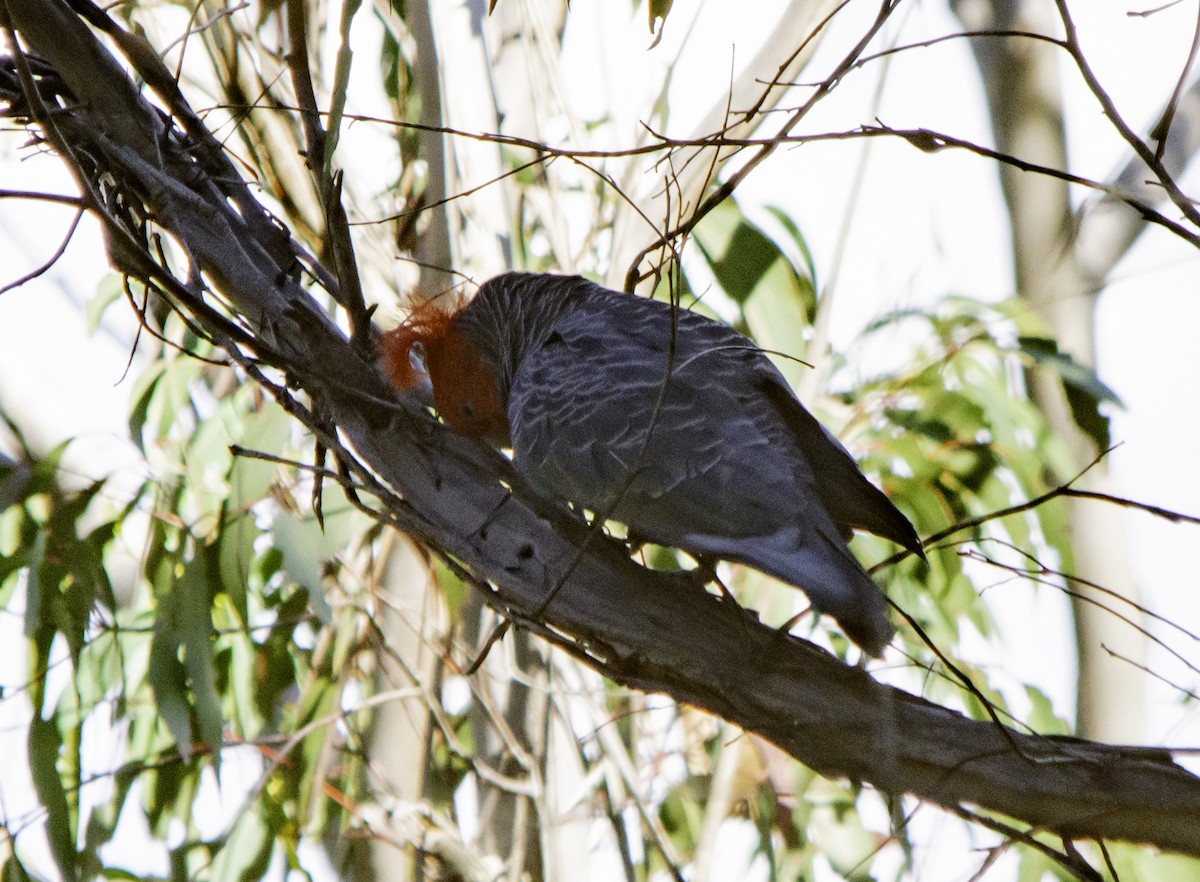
top-left (1, 1), bottom-right (1199, 880)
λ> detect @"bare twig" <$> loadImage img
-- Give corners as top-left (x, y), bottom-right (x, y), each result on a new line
top-left (1053, 0), bottom-right (1200, 230)
top-left (0, 205), bottom-right (83, 294)
top-left (1101, 644), bottom-right (1200, 703)
top-left (964, 548), bottom-right (1200, 679)
top-left (623, 0), bottom-right (905, 290)
top-left (1149, 0), bottom-right (1200, 162)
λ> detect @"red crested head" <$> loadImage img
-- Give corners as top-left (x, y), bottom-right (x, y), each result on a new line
top-left (379, 296), bottom-right (511, 445)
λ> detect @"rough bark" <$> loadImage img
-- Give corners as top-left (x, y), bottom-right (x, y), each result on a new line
top-left (5, 0), bottom-right (1200, 860)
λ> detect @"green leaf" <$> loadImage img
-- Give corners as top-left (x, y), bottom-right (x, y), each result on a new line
top-left (690, 199), bottom-right (816, 387)
top-left (1127, 852), bottom-right (1200, 882)
top-left (185, 404), bottom-right (236, 526)
top-left (2, 851), bottom-right (34, 882)
top-left (216, 594), bottom-right (265, 737)
top-left (217, 508), bottom-right (257, 626)
top-left (229, 400), bottom-right (292, 509)
top-left (0, 453), bottom-right (31, 512)
top-left (692, 199), bottom-right (788, 306)
top-left (25, 439), bottom-right (71, 499)
top-left (85, 275), bottom-right (126, 335)
top-left (147, 623), bottom-right (193, 759)
top-left (273, 493), bottom-right (355, 625)
top-left (208, 804), bottom-right (275, 882)
top-left (1017, 336), bottom-right (1123, 450)
top-left (742, 259), bottom-right (815, 389)
top-left (126, 359), bottom-right (166, 454)
top-left (649, 0), bottom-right (674, 34)
top-left (129, 357), bottom-right (201, 455)
top-left (1015, 839), bottom-right (1055, 882)
top-left (22, 528), bottom-right (49, 646)
top-left (379, 30), bottom-right (404, 104)
top-left (764, 205), bottom-right (818, 290)
top-left (808, 780), bottom-right (878, 880)
top-left (256, 586), bottom-right (311, 723)
top-left (28, 714), bottom-right (78, 882)
top-left (1023, 684), bottom-right (1069, 734)
top-left (177, 560), bottom-right (224, 756)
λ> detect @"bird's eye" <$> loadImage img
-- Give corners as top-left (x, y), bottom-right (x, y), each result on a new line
top-left (408, 340), bottom-right (427, 375)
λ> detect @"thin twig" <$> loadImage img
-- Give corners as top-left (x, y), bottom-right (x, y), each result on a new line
top-left (1101, 643), bottom-right (1200, 703)
top-left (848, 28), bottom-right (1066, 71)
top-left (1149, 0), bottom-right (1200, 162)
top-left (946, 803), bottom-right (1102, 882)
top-left (964, 548), bottom-right (1200, 679)
top-left (1053, 0), bottom-right (1200, 230)
top-left (0, 206), bottom-right (83, 294)
top-left (0, 189), bottom-right (84, 206)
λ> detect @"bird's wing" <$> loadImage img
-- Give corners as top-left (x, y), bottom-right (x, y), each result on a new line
top-left (508, 290), bottom-right (900, 654)
top-left (753, 366), bottom-right (924, 557)
top-left (508, 294), bottom-right (817, 542)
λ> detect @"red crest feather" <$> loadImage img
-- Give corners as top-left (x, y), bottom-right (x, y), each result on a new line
top-left (378, 291), bottom-right (510, 443)
top-left (377, 294), bottom-right (458, 391)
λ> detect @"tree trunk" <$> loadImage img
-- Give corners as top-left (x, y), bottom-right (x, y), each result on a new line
top-left (951, 0), bottom-right (1146, 744)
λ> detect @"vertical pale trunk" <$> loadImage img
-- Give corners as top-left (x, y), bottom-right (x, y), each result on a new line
top-left (952, 0), bottom-right (1144, 743)
top-left (367, 537), bottom-right (446, 880)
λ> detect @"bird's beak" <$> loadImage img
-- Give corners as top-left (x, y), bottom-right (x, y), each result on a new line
top-left (405, 339), bottom-right (435, 405)
top-left (379, 325), bottom-right (434, 405)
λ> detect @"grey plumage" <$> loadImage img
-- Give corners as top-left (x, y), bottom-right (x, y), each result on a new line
top-left (449, 272), bottom-right (922, 655)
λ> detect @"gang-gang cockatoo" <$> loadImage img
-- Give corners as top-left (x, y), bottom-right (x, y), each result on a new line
top-left (379, 272), bottom-right (922, 656)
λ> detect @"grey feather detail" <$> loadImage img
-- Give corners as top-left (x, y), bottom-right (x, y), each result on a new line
top-left (452, 272), bottom-right (919, 655)
top-left (677, 524), bottom-right (895, 657)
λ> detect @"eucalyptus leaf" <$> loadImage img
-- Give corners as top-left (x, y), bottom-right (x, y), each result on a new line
top-left (1018, 335), bottom-right (1123, 451)
top-left (207, 804), bottom-right (275, 882)
top-left (147, 623), bottom-right (193, 759)
top-left (28, 713), bottom-right (77, 882)
top-left (177, 560), bottom-right (224, 756)
top-left (85, 274), bottom-right (126, 335)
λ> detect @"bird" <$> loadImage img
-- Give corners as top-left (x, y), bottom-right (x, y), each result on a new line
top-left (378, 271), bottom-right (923, 656)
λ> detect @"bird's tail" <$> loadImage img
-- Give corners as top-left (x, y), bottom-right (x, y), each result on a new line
top-left (735, 527), bottom-right (895, 657)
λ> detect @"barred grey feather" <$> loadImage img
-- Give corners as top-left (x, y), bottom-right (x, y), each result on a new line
top-left (448, 272), bottom-right (922, 655)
